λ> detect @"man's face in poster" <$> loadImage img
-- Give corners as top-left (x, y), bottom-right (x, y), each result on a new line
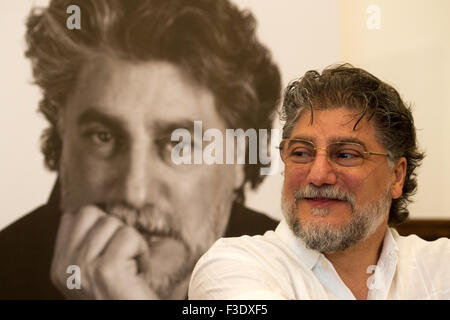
top-left (58, 56), bottom-right (244, 298)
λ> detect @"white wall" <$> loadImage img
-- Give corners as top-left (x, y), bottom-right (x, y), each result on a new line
top-left (339, 0), bottom-right (450, 219)
top-left (0, 0), bottom-right (56, 230)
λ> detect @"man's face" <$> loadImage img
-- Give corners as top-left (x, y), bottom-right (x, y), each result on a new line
top-left (281, 107), bottom-right (403, 252)
top-left (58, 57), bottom-right (243, 298)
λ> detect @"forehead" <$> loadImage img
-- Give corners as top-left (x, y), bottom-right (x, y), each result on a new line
top-left (64, 56), bottom-right (226, 131)
top-left (290, 107), bottom-right (380, 146)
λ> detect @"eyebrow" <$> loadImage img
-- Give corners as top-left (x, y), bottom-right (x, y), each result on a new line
top-left (289, 135), bottom-right (317, 144)
top-left (153, 119), bottom-right (200, 137)
top-left (77, 108), bottom-right (204, 138)
top-left (328, 136), bottom-right (367, 149)
top-left (289, 135), bottom-right (368, 149)
top-left (77, 107), bottom-right (126, 134)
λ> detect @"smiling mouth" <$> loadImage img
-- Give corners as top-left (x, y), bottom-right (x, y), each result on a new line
top-left (305, 197), bottom-right (343, 201)
top-left (304, 197), bottom-right (345, 207)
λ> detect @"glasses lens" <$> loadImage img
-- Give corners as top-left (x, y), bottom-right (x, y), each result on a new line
top-left (283, 140), bottom-right (315, 164)
top-left (329, 143), bottom-right (365, 167)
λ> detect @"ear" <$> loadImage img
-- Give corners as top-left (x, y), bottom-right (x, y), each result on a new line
top-left (391, 157), bottom-right (407, 199)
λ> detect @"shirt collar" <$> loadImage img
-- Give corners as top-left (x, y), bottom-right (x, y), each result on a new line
top-left (275, 218), bottom-right (400, 271)
top-left (275, 218), bottom-right (322, 269)
top-left (380, 227), bottom-right (400, 257)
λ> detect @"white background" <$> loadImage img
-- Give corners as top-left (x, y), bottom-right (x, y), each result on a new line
top-left (1, 0), bottom-right (449, 230)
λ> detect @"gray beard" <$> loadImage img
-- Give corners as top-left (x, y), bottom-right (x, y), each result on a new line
top-left (281, 185), bottom-right (391, 253)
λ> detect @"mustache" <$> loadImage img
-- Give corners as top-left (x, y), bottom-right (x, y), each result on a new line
top-left (293, 185), bottom-right (356, 207)
top-left (99, 202), bottom-right (183, 241)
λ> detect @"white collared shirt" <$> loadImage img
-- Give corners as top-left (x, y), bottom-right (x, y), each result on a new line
top-left (189, 219), bottom-right (450, 300)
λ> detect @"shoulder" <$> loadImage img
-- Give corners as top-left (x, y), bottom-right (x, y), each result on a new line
top-left (0, 204), bottom-right (62, 299)
top-left (0, 204), bottom-right (48, 251)
top-left (394, 229), bottom-right (450, 255)
top-left (205, 223), bottom-right (290, 263)
top-left (0, 202), bottom-right (61, 251)
top-left (393, 230), bottom-right (450, 298)
top-left (394, 229), bottom-right (450, 264)
top-left (188, 226), bottom-right (300, 299)
top-left (198, 219), bottom-right (313, 277)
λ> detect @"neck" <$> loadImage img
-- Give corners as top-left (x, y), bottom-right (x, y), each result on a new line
top-left (324, 220), bottom-right (388, 300)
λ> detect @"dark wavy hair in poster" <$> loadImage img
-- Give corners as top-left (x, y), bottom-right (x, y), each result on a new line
top-left (280, 64), bottom-right (425, 224)
top-left (25, 0), bottom-right (281, 201)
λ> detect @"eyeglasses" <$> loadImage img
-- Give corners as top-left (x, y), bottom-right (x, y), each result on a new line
top-left (278, 138), bottom-right (389, 168)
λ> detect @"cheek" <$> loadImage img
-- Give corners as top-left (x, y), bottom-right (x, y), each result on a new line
top-left (60, 136), bottom-right (117, 208)
top-left (285, 167), bottom-right (308, 192)
top-left (175, 165), bottom-right (235, 242)
top-left (340, 172), bottom-right (362, 190)
top-left (339, 170), bottom-right (379, 204)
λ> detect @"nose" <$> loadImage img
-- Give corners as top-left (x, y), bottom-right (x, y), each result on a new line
top-left (306, 150), bottom-right (337, 187)
top-left (121, 140), bottom-right (149, 209)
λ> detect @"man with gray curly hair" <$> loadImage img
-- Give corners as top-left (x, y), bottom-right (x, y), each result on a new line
top-left (189, 64), bottom-right (450, 300)
top-left (0, 0), bottom-right (281, 299)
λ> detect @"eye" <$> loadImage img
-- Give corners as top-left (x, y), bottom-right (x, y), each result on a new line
top-left (335, 149), bottom-right (363, 159)
top-left (157, 134), bottom-right (203, 165)
top-left (331, 148), bottom-right (365, 167)
top-left (156, 137), bottom-right (189, 159)
top-left (83, 127), bottom-right (119, 155)
top-left (336, 151), bottom-right (358, 159)
top-left (90, 130), bottom-right (114, 145)
top-left (288, 146), bottom-right (314, 164)
top-left (162, 139), bottom-right (184, 154)
top-left (81, 124), bottom-right (127, 158)
top-left (291, 149), bottom-right (313, 157)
